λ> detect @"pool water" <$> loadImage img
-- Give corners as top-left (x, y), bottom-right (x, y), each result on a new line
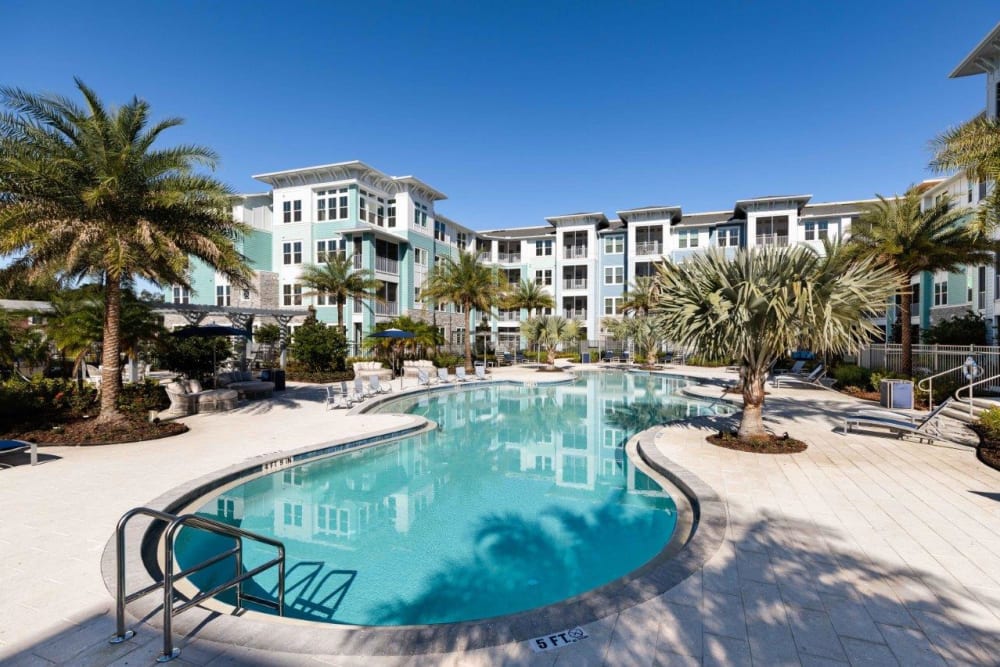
top-left (175, 372), bottom-right (725, 626)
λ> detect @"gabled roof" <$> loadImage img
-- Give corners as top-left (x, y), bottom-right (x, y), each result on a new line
top-left (950, 22), bottom-right (1000, 78)
top-left (252, 160), bottom-right (448, 201)
top-left (544, 212), bottom-right (608, 226)
top-left (616, 205), bottom-right (682, 223)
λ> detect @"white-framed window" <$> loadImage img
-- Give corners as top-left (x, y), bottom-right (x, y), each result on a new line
top-left (536, 240), bottom-right (553, 256)
top-left (282, 200), bottom-right (302, 223)
top-left (603, 428), bottom-right (624, 449)
top-left (561, 455), bottom-right (588, 484)
top-left (376, 196), bottom-right (386, 226)
top-left (604, 235), bottom-right (624, 254)
top-left (315, 290), bottom-right (333, 306)
top-left (172, 286), bottom-right (190, 304)
top-left (604, 266), bottom-right (624, 285)
top-left (414, 248), bottom-right (428, 266)
top-left (934, 281), bottom-right (948, 306)
top-left (455, 232), bottom-right (467, 248)
top-left (317, 506), bottom-right (350, 535)
top-left (316, 188), bottom-right (348, 221)
top-left (217, 498), bottom-right (235, 520)
top-left (804, 221), bottom-right (829, 241)
top-left (283, 283), bottom-right (303, 306)
top-left (216, 285), bottom-right (230, 307)
top-left (283, 241), bottom-right (302, 265)
top-left (677, 229), bottom-right (699, 249)
top-left (282, 502), bottom-right (303, 527)
top-left (282, 469), bottom-right (303, 486)
top-left (387, 199), bottom-right (396, 227)
top-left (316, 238), bottom-right (345, 263)
top-left (414, 202), bottom-right (429, 227)
top-left (434, 220), bottom-right (447, 242)
top-left (717, 228), bottom-right (740, 247)
top-left (535, 269), bottom-right (552, 286)
top-left (604, 296), bottom-right (622, 315)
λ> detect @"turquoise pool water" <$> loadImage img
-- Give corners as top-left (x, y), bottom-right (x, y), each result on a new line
top-left (175, 371), bottom-right (725, 626)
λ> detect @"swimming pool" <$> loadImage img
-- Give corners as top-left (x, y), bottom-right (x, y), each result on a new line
top-left (174, 371), bottom-right (725, 626)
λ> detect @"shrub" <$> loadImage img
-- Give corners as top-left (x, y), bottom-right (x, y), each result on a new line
top-left (290, 315), bottom-right (348, 372)
top-left (284, 362), bottom-right (354, 384)
top-left (832, 364), bottom-right (872, 390)
top-left (922, 311), bottom-right (987, 345)
top-left (0, 377), bottom-right (98, 428)
top-left (433, 353), bottom-right (464, 370)
top-left (979, 407), bottom-right (1000, 439)
top-left (116, 380), bottom-right (169, 418)
top-left (157, 336), bottom-right (232, 382)
top-left (685, 355), bottom-right (731, 367)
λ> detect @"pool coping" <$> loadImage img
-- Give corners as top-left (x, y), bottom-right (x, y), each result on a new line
top-left (100, 382), bottom-right (728, 658)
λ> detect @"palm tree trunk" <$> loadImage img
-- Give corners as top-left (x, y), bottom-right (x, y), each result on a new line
top-left (337, 298), bottom-right (345, 332)
top-left (464, 303), bottom-right (473, 372)
top-left (96, 278), bottom-right (125, 423)
top-left (900, 282), bottom-right (913, 378)
top-left (738, 365), bottom-right (767, 439)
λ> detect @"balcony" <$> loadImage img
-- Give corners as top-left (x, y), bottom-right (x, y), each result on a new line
top-left (635, 241), bottom-right (662, 256)
top-left (353, 254), bottom-right (362, 269)
top-left (375, 302), bottom-right (398, 317)
top-left (498, 310), bottom-right (521, 322)
top-left (563, 278), bottom-right (588, 290)
top-left (755, 234), bottom-right (788, 247)
top-left (498, 252), bottom-right (521, 264)
top-left (374, 256), bottom-right (399, 274)
top-left (563, 245), bottom-right (588, 259)
top-left (477, 252), bottom-right (492, 262)
top-left (563, 309), bottom-right (587, 320)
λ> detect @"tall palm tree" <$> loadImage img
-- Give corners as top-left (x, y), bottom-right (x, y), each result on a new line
top-left (653, 246), bottom-right (899, 439)
top-left (521, 315), bottom-right (579, 366)
top-left (421, 250), bottom-right (503, 371)
top-left (298, 253), bottom-right (382, 331)
top-left (505, 278), bottom-right (554, 360)
top-left (0, 80), bottom-right (252, 422)
top-left (621, 276), bottom-right (660, 316)
top-left (931, 114), bottom-right (1000, 232)
top-left (847, 188), bottom-right (1000, 377)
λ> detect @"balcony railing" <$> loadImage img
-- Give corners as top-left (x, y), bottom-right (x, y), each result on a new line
top-left (563, 278), bottom-right (588, 290)
top-left (563, 309), bottom-right (587, 319)
top-left (499, 311), bottom-right (520, 322)
top-left (375, 301), bottom-right (398, 317)
top-left (353, 254), bottom-right (362, 269)
top-left (755, 234), bottom-right (788, 247)
top-left (374, 256), bottom-right (399, 273)
top-left (563, 245), bottom-right (588, 259)
top-left (477, 251), bottom-right (492, 262)
top-left (498, 252), bottom-right (521, 263)
top-left (635, 241), bottom-right (662, 256)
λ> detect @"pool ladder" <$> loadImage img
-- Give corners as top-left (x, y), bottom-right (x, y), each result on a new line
top-left (109, 506), bottom-right (286, 662)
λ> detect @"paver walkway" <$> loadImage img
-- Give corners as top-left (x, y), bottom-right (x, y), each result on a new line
top-left (1, 366), bottom-right (999, 665)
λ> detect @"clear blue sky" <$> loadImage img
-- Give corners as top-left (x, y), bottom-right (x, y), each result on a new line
top-left (2, 1), bottom-right (997, 230)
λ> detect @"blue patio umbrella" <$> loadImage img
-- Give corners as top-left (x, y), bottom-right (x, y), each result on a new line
top-left (368, 328), bottom-right (415, 388)
top-left (171, 325), bottom-right (252, 385)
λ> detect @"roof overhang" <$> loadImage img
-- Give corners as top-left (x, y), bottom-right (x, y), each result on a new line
top-left (616, 205), bottom-right (682, 223)
top-left (252, 161), bottom-right (447, 201)
top-left (544, 212), bottom-right (608, 227)
top-left (734, 194), bottom-right (812, 216)
top-left (950, 22), bottom-right (1000, 78)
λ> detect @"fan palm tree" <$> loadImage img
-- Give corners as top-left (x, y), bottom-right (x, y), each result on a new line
top-left (653, 246), bottom-right (899, 439)
top-left (521, 315), bottom-right (579, 366)
top-left (421, 250), bottom-right (503, 371)
top-left (298, 253), bottom-right (382, 331)
top-left (504, 278), bottom-right (554, 360)
top-left (846, 188), bottom-right (1000, 377)
top-left (621, 276), bottom-right (660, 316)
top-left (931, 114), bottom-right (1000, 232)
top-left (0, 80), bottom-right (252, 422)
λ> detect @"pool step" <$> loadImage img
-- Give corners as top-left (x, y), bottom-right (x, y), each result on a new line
top-left (940, 397), bottom-right (1000, 424)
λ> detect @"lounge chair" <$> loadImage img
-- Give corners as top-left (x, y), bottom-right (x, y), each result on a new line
top-left (772, 364), bottom-right (826, 388)
top-left (774, 360), bottom-right (806, 376)
top-left (369, 375), bottom-right (391, 394)
top-left (353, 377), bottom-right (371, 401)
top-left (455, 367), bottom-right (471, 382)
top-left (325, 385), bottom-right (352, 410)
top-left (417, 369), bottom-right (435, 387)
top-left (474, 365), bottom-right (488, 381)
top-left (437, 368), bottom-right (454, 384)
top-left (842, 402), bottom-right (952, 445)
top-left (0, 439), bottom-right (37, 466)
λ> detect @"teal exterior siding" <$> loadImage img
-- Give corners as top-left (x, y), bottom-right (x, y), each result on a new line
top-left (244, 229), bottom-right (273, 271)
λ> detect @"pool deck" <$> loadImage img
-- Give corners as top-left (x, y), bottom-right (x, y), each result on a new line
top-left (1, 364), bottom-right (999, 666)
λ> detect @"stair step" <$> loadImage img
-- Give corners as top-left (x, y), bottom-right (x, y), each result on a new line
top-left (941, 406), bottom-right (980, 423)
top-left (968, 397), bottom-right (1000, 410)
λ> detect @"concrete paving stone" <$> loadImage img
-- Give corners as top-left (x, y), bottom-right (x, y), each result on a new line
top-left (910, 609), bottom-right (996, 665)
top-left (651, 649), bottom-right (700, 667)
top-left (786, 607), bottom-right (848, 662)
top-left (603, 604), bottom-right (659, 667)
top-left (741, 580), bottom-right (799, 667)
top-left (735, 547), bottom-right (776, 584)
top-left (702, 633), bottom-right (752, 667)
top-left (659, 571), bottom-right (701, 609)
top-left (700, 591), bottom-right (746, 640)
top-left (798, 655), bottom-right (850, 667)
top-left (0, 652), bottom-right (57, 666)
top-left (821, 595), bottom-right (884, 644)
top-left (876, 623), bottom-right (948, 667)
top-left (653, 601), bottom-right (702, 658)
top-left (840, 637), bottom-right (899, 667)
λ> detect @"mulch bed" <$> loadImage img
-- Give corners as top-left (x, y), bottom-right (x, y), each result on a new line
top-left (707, 432), bottom-right (808, 454)
top-left (3, 418), bottom-right (188, 446)
top-left (535, 367), bottom-right (565, 373)
top-left (969, 425), bottom-right (1000, 473)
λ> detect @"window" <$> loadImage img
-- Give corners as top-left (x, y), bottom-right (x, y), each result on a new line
top-left (604, 296), bottom-right (622, 315)
top-left (455, 232), bottom-right (467, 248)
top-left (283, 241), bottom-right (302, 265)
top-left (604, 235), bottom-right (624, 254)
top-left (215, 285), bottom-right (230, 307)
top-left (979, 266), bottom-right (987, 310)
top-left (677, 229), bottom-right (699, 249)
top-left (316, 238), bottom-right (345, 263)
top-left (242, 288), bottom-right (251, 300)
top-left (968, 180), bottom-right (974, 204)
top-left (283, 284), bottom-right (302, 306)
top-left (316, 188), bottom-right (348, 221)
top-left (535, 269), bottom-right (552, 286)
top-left (172, 286), bottom-right (190, 304)
top-left (282, 469), bottom-right (303, 486)
top-left (387, 199), bottom-right (396, 227)
top-left (434, 220), bottom-right (446, 242)
top-left (315, 290), bottom-right (332, 306)
top-left (282, 200), bottom-right (302, 223)
top-left (717, 228), bottom-right (740, 247)
top-left (377, 197), bottom-right (385, 226)
top-left (217, 498), bottom-right (235, 520)
top-left (414, 248), bottom-right (428, 266)
top-left (804, 221), bottom-right (829, 241)
top-left (414, 202), bottom-right (429, 227)
top-left (934, 281), bottom-right (948, 307)
top-left (604, 266), bottom-right (624, 285)
top-left (535, 240), bottom-right (553, 256)
top-left (911, 283), bottom-right (920, 305)
top-left (282, 502), bottom-right (303, 527)
top-left (561, 455), bottom-right (588, 484)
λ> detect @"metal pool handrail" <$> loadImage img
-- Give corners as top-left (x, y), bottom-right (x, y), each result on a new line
top-left (109, 506), bottom-right (286, 663)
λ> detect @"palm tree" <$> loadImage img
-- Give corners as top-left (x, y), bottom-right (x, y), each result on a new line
top-left (0, 80), bottom-right (252, 422)
top-left (847, 188), bottom-right (1000, 377)
top-left (421, 250), bottom-right (503, 371)
top-left (505, 278), bottom-right (554, 360)
top-left (621, 276), bottom-right (660, 316)
top-left (521, 315), bottom-right (579, 366)
top-left (298, 253), bottom-right (382, 331)
top-left (653, 247), bottom-right (899, 439)
top-left (931, 114), bottom-right (1000, 232)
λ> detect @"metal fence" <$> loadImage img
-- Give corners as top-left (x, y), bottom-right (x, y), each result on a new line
top-left (858, 344), bottom-right (1000, 382)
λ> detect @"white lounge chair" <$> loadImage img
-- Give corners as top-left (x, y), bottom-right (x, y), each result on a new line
top-left (773, 360), bottom-right (806, 376)
top-left (325, 385), bottom-right (352, 410)
top-left (455, 367), bottom-right (471, 382)
top-left (437, 368), bottom-right (453, 384)
top-left (772, 364), bottom-right (825, 388)
top-left (369, 375), bottom-right (390, 394)
top-left (417, 369), bottom-right (435, 387)
top-left (842, 402), bottom-right (952, 445)
top-left (353, 377), bottom-right (371, 401)
top-left (474, 365), bottom-right (488, 381)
